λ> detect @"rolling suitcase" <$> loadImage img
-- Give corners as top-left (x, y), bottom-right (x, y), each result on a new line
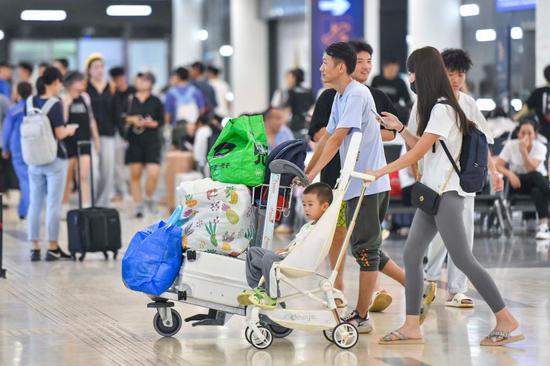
top-left (67, 141), bottom-right (121, 261)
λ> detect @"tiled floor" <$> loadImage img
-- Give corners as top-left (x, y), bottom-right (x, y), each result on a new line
top-left (0, 195), bottom-right (548, 366)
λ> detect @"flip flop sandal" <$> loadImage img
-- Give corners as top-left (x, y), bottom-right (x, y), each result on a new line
top-left (445, 293), bottom-right (474, 308)
top-left (249, 291), bottom-right (277, 310)
top-left (419, 303), bottom-right (430, 325)
top-left (369, 291), bottom-right (393, 312)
top-left (480, 330), bottom-right (525, 347)
top-left (422, 282), bottom-right (437, 306)
top-left (379, 330), bottom-right (425, 345)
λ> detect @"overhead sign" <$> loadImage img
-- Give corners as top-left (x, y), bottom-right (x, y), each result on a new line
top-left (311, 0), bottom-right (364, 92)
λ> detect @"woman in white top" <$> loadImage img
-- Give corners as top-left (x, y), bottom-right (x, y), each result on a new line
top-left (366, 47), bottom-right (522, 346)
top-left (496, 120), bottom-right (550, 239)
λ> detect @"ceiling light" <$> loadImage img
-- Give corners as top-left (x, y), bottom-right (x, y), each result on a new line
top-left (20, 10), bottom-right (67, 21)
top-left (476, 98), bottom-right (496, 111)
top-left (475, 29), bottom-right (496, 42)
top-left (106, 5), bottom-right (152, 17)
top-left (460, 4), bottom-right (480, 17)
top-left (198, 29), bottom-right (209, 41)
top-left (0, 30), bottom-right (4, 41)
top-left (219, 45), bottom-right (234, 57)
top-left (510, 27), bottom-right (523, 40)
top-left (511, 98), bottom-right (522, 111)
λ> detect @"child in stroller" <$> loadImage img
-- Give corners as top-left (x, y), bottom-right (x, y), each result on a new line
top-left (238, 183), bottom-right (333, 309)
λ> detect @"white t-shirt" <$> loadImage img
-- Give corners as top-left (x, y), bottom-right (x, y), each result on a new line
top-left (408, 93), bottom-right (494, 197)
top-left (209, 78), bottom-right (231, 117)
top-left (499, 139), bottom-right (547, 176)
top-left (193, 125), bottom-right (212, 168)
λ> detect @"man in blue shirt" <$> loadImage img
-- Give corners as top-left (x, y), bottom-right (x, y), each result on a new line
top-left (164, 67), bottom-right (205, 126)
top-left (305, 42), bottom-right (392, 334)
top-left (0, 62), bottom-right (12, 100)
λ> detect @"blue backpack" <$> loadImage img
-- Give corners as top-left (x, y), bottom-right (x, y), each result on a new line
top-left (438, 102), bottom-right (488, 193)
top-left (264, 139), bottom-right (308, 186)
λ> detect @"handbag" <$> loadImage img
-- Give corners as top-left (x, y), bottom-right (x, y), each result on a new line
top-left (411, 144), bottom-right (458, 215)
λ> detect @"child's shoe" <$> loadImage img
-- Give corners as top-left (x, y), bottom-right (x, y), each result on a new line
top-left (237, 289), bottom-right (256, 305)
top-left (248, 288), bottom-right (277, 309)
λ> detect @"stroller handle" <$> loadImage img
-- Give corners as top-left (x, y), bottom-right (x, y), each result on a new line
top-left (350, 171), bottom-right (376, 182)
top-left (269, 159), bottom-right (309, 186)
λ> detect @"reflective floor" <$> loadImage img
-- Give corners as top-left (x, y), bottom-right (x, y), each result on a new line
top-left (0, 194), bottom-right (548, 366)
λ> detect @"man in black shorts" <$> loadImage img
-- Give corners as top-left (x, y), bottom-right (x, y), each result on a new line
top-left (124, 72), bottom-right (164, 217)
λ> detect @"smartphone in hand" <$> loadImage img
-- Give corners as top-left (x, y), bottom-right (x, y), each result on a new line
top-left (371, 108), bottom-right (388, 128)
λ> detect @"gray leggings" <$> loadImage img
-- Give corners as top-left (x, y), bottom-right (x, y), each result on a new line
top-left (405, 191), bottom-right (506, 315)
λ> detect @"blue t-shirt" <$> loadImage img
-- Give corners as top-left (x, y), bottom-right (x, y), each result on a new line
top-left (0, 80), bottom-right (11, 100)
top-left (2, 100), bottom-right (25, 159)
top-left (269, 125), bottom-right (295, 153)
top-left (24, 97), bottom-right (67, 159)
top-left (326, 80), bottom-right (390, 200)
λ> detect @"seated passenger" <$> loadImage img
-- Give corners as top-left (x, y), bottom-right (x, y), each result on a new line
top-left (496, 120), bottom-right (550, 240)
top-left (238, 183), bottom-right (333, 309)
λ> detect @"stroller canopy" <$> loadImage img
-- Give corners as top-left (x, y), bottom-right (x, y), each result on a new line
top-left (277, 132), bottom-right (363, 278)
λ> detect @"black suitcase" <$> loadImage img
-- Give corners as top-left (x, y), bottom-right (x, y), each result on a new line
top-left (67, 141), bottom-right (121, 261)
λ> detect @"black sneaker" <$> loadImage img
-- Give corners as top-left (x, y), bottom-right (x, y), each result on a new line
top-left (45, 248), bottom-right (72, 261)
top-left (30, 249), bottom-right (41, 262)
top-left (342, 310), bottom-right (373, 334)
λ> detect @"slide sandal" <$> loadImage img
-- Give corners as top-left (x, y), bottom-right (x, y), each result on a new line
top-left (369, 291), bottom-right (393, 312)
top-left (445, 293), bottom-right (474, 308)
top-left (480, 330), bottom-right (525, 347)
top-left (423, 282), bottom-right (437, 306)
top-left (379, 331), bottom-right (424, 345)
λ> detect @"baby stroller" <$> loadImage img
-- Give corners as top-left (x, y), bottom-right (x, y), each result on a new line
top-left (146, 131), bottom-right (374, 350)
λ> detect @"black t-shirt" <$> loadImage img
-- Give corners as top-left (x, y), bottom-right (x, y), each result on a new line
top-left (125, 94), bottom-right (164, 143)
top-left (308, 86), bottom-right (398, 188)
top-left (113, 85), bottom-right (136, 134)
top-left (371, 75), bottom-right (411, 105)
top-left (25, 97), bottom-right (67, 159)
top-left (87, 83), bottom-right (114, 136)
top-left (526, 86), bottom-right (550, 138)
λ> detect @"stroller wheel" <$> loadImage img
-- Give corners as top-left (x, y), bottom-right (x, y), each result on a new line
top-left (332, 323), bottom-right (359, 349)
top-left (323, 329), bottom-right (334, 342)
top-left (153, 309), bottom-right (182, 337)
top-left (244, 326), bottom-right (253, 344)
top-left (266, 323), bottom-right (293, 338)
top-left (249, 325), bottom-right (273, 350)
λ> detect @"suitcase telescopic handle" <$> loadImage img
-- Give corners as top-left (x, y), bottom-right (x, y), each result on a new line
top-left (77, 141), bottom-right (94, 208)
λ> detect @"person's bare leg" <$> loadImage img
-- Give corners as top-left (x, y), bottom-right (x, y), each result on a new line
top-left (62, 158), bottom-right (77, 204)
top-left (129, 164), bottom-right (143, 203)
top-left (494, 308), bottom-right (520, 334)
top-left (32, 240), bottom-right (40, 251)
top-left (78, 155), bottom-right (91, 206)
top-left (48, 240), bottom-right (60, 251)
top-left (164, 151), bottom-right (193, 212)
top-left (329, 226), bottom-right (347, 291)
top-left (382, 315), bottom-right (423, 341)
top-left (145, 163), bottom-right (160, 199)
top-left (356, 271), bottom-right (379, 317)
top-left (380, 259), bottom-right (406, 286)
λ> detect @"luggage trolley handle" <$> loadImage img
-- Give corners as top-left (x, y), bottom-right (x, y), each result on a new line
top-left (76, 141), bottom-right (95, 209)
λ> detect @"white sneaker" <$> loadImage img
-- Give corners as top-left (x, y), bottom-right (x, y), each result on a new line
top-left (536, 225), bottom-right (550, 240)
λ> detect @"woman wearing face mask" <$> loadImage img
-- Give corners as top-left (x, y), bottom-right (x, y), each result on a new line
top-left (496, 121), bottom-right (550, 240)
top-left (27, 67), bottom-right (78, 262)
top-left (366, 47), bottom-right (522, 346)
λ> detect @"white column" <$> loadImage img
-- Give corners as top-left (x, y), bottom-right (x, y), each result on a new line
top-left (365, 0), bottom-right (380, 82)
top-left (230, 0), bottom-right (269, 115)
top-left (536, 0), bottom-right (550, 85)
top-left (408, 0), bottom-right (461, 53)
top-left (172, 0), bottom-right (202, 67)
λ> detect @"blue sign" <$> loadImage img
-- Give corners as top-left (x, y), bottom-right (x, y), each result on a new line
top-left (311, 0), bottom-right (364, 92)
top-left (496, 0), bottom-right (536, 12)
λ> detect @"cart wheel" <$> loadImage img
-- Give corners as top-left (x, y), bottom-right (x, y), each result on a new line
top-left (332, 323), bottom-right (358, 349)
top-left (323, 328), bottom-right (334, 342)
top-left (244, 326), bottom-right (253, 344)
top-left (153, 309), bottom-right (182, 337)
top-left (113, 250), bottom-right (118, 260)
top-left (266, 323), bottom-right (293, 338)
top-left (103, 251), bottom-right (109, 260)
top-left (249, 325), bottom-right (273, 350)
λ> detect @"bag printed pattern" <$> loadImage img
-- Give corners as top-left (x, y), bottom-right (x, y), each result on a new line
top-left (177, 178), bottom-right (255, 256)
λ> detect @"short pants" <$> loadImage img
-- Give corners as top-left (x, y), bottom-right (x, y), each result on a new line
top-left (345, 191), bottom-right (390, 272)
top-left (337, 201), bottom-right (347, 228)
top-left (65, 137), bottom-right (91, 158)
top-left (125, 134), bottom-right (161, 165)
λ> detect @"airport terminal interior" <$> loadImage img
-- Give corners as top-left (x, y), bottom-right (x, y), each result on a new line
top-left (1, 0), bottom-right (550, 365)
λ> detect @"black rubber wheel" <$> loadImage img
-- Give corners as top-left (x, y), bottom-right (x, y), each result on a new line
top-left (153, 309), bottom-right (182, 337)
top-left (244, 326), bottom-right (253, 343)
top-left (323, 329), bottom-right (334, 342)
top-left (103, 251), bottom-right (108, 260)
top-left (266, 323), bottom-right (293, 338)
top-left (332, 323), bottom-right (358, 350)
top-left (113, 250), bottom-right (118, 260)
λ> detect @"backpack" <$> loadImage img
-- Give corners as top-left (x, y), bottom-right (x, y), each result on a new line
top-left (20, 97), bottom-right (59, 166)
top-left (264, 139), bottom-right (308, 186)
top-left (287, 88), bottom-right (315, 132)
top-left (169, 86), bottom-right (200, 124)
top-left (437, 100), bottom-right (488, 193)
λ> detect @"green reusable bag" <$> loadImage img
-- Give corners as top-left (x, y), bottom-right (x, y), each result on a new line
top-left (207, 114), bottom-right (268, 186)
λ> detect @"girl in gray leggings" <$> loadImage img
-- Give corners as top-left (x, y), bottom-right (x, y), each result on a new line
top-left (366, 46), bottom-right (523, 347)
